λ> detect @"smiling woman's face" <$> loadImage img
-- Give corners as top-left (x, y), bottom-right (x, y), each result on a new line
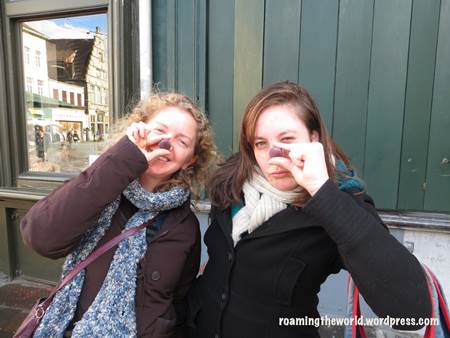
top-left (141, 106), bottom-right (197, 189)
top-left (253, 104), bottom-right (318, 191)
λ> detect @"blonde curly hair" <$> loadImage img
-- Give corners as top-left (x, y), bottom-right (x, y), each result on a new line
top-left (109, 93), bottom-right (217, 197)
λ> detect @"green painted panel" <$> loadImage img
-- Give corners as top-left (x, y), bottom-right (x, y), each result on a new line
top-left (0, 208), bottom-right (12, 276)
top-left (208, 0), bottom-right (235, 157)
top-left (424, 0), bottom-right (450, 212)
top-left (263, 0), bottom-right (301, 85)
top-left (364, 0), bottom-right (412, 209)
top-left (398, 0), bottom-right (440, 211)
top-left (152, 0), bottom-right (205, 105)
top-left (177, 0), bottom-right (195, 98)
top-left (233, 0), bottom-right (264, 151)
top-left (298, 0), bottom-right (339, 130)
top-left (152, 0), bottom-right (176, 90)
top-left (333, 0), bottom-right (373, 174)
top-left (13, 211), bottom-right (63, 282)
top-left (151, 0), bottom-right (168, 89)
top-left (196, 0), bottom-right (207, 110)
top-left (166, 0), bottom-right (177, 90)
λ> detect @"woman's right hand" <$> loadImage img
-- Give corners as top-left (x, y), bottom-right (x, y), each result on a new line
top-left (126, 122), bottom-right (171, 163)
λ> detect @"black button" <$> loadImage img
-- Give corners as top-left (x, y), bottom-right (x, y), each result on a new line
top-left (151, 271), bottom-right (161, 281)
top-left (214, 334), bottom-right (219, 338)
top-left (227, 252), bottom-right (233, 261)
top-left (221, 292), bottom-right (227, 301)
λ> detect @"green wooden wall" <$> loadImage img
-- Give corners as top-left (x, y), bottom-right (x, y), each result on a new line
top-left (151, 0), bottom-right (450, 213)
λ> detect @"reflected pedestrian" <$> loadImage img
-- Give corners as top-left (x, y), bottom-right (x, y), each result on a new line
top-left (35, 125), bottom-right (45, 161)
top-left (73, 130), bottom-right (80, 143)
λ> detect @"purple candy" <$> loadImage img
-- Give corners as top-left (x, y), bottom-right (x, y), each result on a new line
top-left (159, 139), bottom-right (171, 150)
top-left (269, 147), bottom-right (284, 158)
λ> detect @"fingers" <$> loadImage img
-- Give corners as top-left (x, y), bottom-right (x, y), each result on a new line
top-left (146, 131), bottom-right (171, 147)
top-left (126, 122), bottom-right (172, 152)
top-left (273, 142), bottom-right (295, 151)
top-left (126, 128), bottom-right (136, 143)
top-left (146, 148), bottom-right (171, 162)
top-left (126, 122), bottom-right (148, 144)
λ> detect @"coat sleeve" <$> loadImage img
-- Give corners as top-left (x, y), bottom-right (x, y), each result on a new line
top-left (20, 136), bottom-right (148, 259)
top-left (302, 179), bottom-right (432, 329)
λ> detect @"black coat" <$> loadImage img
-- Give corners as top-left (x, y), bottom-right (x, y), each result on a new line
top-left (188, 180), bottom-right (431, 338)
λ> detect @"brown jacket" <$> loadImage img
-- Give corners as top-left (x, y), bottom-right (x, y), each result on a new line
top-left (20, 136), bottom-right (201, 338)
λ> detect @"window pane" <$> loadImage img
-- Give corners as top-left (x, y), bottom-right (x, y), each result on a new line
top-left (21, 13), bottom-right (109, 173)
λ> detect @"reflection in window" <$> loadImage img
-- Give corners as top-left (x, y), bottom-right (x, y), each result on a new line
top-left (26, 77), bottom-right (33, 92)
top-left (22, 14), bottom-right (109, 173)
top-left (37, 80), bottom-right (44, 95)
top-left (35, 50), bottom-right (41, 67)
top-left (25, 47), bottom-right (30, 64)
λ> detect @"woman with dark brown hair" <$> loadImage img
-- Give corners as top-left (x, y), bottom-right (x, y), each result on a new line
top-left (21, 93), bottom-right (216, 337)
top-left (187, 81), bottom-right (431, 338)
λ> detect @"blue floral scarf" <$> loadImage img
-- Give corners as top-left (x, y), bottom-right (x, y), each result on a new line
top-left (34, 180), bottom-right (189, 338)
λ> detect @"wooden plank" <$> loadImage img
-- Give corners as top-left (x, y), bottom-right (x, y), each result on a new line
top-left (208, 0), bottom-right (235, 157)
top-left (233, 0), bottom-right (264, 151)
top-left (196, 0), bottom-right (207, 110)
top-left (398, 0), bottom-right (441, 210)
top-left (177, 0), bottom-right (195, 98)
top-left (424, 0), bottom-right (450, 212)
top-left (263, 0), bottom-right (301, 85)
top-left (166, 0), bottom-right (177, 90)
top-left (298, 0), bottom-right (339, 130)
top-left (364, 0), bottom-right (412, 209)
top-left (333, 0), bottom-right (374, 174)
top-left (151, 0), bottom-right (169, 90)
top-left (13, 210), bottom-right (63, 281)
top-left (0, 208), bottom-right (13, 276)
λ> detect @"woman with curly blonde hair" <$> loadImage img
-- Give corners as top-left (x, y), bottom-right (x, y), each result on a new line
top-left (21, 93), bottom-right (216, 337)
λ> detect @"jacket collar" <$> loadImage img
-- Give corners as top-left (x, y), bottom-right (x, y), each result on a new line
top-left (160, 199), bottom-right (192, 231)
top-left (214, 205), bottom-right (319, 247)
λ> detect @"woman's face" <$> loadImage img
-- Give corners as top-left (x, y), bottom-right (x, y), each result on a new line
top-left (253, 104), bottom-right (318, 191)
top-left (142, 106), bottom-right (197, 186)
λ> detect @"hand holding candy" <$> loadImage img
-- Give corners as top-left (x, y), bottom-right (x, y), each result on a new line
top-left (126, 122), bottom-right (171, 162)
top-left (268, 142), bottom-right (329, 196)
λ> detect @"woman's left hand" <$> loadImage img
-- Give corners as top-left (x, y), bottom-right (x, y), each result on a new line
top-left (268, 142), bottom-right (329, 196)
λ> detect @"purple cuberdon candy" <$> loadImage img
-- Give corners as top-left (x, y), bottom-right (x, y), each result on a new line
top-left (159, 139), bottom-right (171, 150)
top-left (269, 147), bottom-right (285, 158)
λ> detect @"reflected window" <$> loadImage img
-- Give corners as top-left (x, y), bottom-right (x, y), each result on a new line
top-left (37, 80), bottom-right (44, 95)
top-left (26, 77), bottom-right (33, 92)
top-left (25, 46), bottom-right (30, 64)
top-left (35, 50), bottom-right (41, 67)
top-left (21, 13), bottom-right (109, 173)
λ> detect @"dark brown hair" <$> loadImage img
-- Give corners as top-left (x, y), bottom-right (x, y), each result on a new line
top-left (208, 81), bottom-right (350, 208)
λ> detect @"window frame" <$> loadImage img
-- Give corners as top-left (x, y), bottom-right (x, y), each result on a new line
top-left (0, 0), bottom-right (140, 189)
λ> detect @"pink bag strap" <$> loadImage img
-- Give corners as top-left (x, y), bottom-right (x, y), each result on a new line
top-left (39, 222), bottom-right (149, 310)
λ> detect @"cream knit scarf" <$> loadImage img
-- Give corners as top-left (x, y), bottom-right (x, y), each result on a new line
top-left (232, 169), bottom-right (302, 246)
